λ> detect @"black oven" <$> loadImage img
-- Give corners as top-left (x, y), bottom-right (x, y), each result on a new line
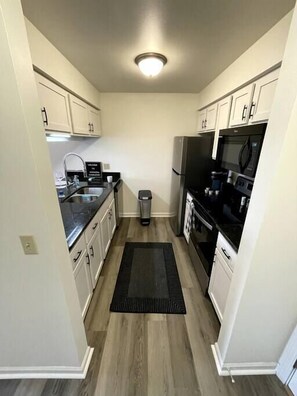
top-left (188, 199), bottom-right (218, 295)
top-left (217, 124), bottom-right (266, 178)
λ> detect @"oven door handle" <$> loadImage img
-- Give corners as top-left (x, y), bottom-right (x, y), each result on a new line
top-left (193, 209), bottom-right (213, 231)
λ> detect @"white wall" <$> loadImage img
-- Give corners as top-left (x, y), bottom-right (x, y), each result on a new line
top-left (25, 18), bottom-right (101, 108)
top-left (0, 0), bottom-right (90, 378)
top-left (47, 93), bottom-right (199, 216)
top-left (214, 3), bottom-right (297, 373)
top-left (198, 11), bottom-right (293, 109)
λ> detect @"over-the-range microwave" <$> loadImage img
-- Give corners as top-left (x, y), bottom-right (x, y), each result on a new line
top-left (217, 123), bottom-right (267, 178)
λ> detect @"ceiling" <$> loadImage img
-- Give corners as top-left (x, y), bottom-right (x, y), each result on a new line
top-left (21, 0), bottom-right (295, 93)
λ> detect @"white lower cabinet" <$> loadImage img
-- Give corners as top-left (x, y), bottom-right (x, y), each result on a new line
top-left (208, 233), bottom-right (237, 322)
top-left (100, 209), bottom-right (111, 259)
top-left (69, 191), bottom-right (116, 318)
top-left (100, 198), bottom-right (116, 259)
top-left (87, 228), bottom-right (103, 289)
top-left (109, 199), bottom-right (116, 238)
top-left (73, 249), bottom-right (93, 319)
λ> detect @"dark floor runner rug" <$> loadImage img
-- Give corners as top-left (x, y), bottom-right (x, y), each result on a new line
top-left (110, 242), bottom-right (186, 314)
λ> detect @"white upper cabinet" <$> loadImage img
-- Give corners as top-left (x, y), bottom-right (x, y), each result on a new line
top-left (197, 108), bottom-right (207, 132)
top-left (249, 68), bottom-right (280, 124)
top-left (229, 84), bottom-right (255, 127)
top-left (35, 73), bottom-right (72, 134)
top-left (69, 95), bottom-right (91, 135)
top-left (212, 95), bottom-right (232, 159)
top-left (69, 94), bottom-right (101, 137)
top-left (229, 68), bottom-right (280, 127)
top-left (88, 106), bottom-right (102, 137)
top-left (197, 103), bottom-right (218, 132)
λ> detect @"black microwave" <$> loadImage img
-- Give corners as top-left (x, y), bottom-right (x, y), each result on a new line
top-left (217, 124), bottom-right (266, 178)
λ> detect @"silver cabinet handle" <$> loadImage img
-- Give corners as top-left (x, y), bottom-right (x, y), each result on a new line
top-left (249, 102), bottom-right (256, 119)
top-left (88, 122), bottom-right (92, 132)
top-left (90, 246), bottom-right (94, 257)
top-left (86, 253), bottom-right (90, 265)
top-left (41, 107), bottom-right (48, 126)
top-left (242, 105), bottom-right (248, 120)
top-left (92, 222), bottom-right (98, 230)
top-left (204, 119), bottom-right (207, 128)
top-left (91, 123), bottom-right (94, 132)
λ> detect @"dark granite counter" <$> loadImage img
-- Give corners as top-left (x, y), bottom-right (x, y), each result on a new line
top-left (58, 179), bottom-right (121, 250)
top-left (216, 223), bottom-right (243, 252)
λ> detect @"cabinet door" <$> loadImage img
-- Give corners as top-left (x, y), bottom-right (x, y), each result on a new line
top-left (35, 73), bottom-right (72, 133)
top-left (208, 250), bottom-right (232, 322)
top-left (73, 251), bottom-right (92, 318)
top-left (249, 68), bottom-right (279, 124)
top-left (88, 106), bottom-right (102, 137)
top-left (289, 370), bottom-right (297, 395)
top-left (88, 229), bottom-right (103, 288)
top-left (69, 94), bottom-right (90, 135)
top-left (212, 96), bottom-right (232, 159)
top-left (197, 109), bottom-right (206, 132)
top-left (109, 199), bottom-right (116, 238)
top-left (205, 103), bottom-right (218, 131)
top-left (229, 84), bottom-right (254, 127)
top-left (100, 209), bottom-right (111, 259)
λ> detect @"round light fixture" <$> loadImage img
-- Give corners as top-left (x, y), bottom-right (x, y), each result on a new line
top-left (135, 52), bottom-right (167, 77)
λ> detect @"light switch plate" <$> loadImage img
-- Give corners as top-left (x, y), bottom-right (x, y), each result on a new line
top-left (19, 235), bottom-right (38, 255)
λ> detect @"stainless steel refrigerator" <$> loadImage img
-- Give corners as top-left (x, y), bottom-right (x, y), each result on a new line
top-left (169, 135), bottom-right (214, 235)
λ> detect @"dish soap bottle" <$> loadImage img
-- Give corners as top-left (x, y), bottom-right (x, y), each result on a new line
top-left (73, 175), bottom-right (80, 188)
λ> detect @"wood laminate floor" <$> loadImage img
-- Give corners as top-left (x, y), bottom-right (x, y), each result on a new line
top-left (0, 218), bottom-right (288, 396)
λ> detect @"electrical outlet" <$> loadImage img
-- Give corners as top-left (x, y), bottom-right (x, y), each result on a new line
top-left (19, 235), bottom-right (38, 255)
top-left (104, 163), bottom-right (110, 170)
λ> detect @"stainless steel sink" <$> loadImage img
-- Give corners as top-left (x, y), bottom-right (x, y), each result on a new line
top-left (75, 187), bottom-right (105, 195)
top-left (65, 194), bottom-right (100, 204)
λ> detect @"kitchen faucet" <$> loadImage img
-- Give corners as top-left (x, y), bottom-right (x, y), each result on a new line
top-left (63, 152), bottom-right (87, 186)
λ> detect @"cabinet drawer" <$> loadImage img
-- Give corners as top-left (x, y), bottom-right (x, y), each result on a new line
top-left (85, 212), bottom-right (100, 243)
top-left (70, 233), bottom-right (86, 270)
top-left (216, 232), bottom-right (237, 271)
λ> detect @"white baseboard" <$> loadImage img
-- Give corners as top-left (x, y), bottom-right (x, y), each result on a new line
top-left (211, 343), bottom-right (277, 376)
top-left (0, 346), bottom-right (94, 379)
top-left (121, 212), bottom-right (172, 218)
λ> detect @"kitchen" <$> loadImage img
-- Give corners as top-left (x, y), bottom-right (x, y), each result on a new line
top-left (0, 0), bottom-right (297, 395)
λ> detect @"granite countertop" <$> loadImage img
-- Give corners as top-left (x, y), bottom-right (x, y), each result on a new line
top-left (216, 223), bottom-right (243, 252)
top-left (58, 179), bottom-right (121, 250)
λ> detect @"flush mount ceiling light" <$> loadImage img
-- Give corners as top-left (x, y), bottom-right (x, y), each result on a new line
top-left (135, 52), bottom-right (167, 77)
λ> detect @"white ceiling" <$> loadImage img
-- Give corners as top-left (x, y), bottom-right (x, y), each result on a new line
top-left (21, 0), bottom-right (294, 93)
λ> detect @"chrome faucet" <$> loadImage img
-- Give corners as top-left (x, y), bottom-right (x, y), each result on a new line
top-left (63, 152), bottom-right (87, 186)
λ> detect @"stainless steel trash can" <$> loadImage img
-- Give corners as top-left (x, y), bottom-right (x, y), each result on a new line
top-left (138, 190), bottom-right (152, 225)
